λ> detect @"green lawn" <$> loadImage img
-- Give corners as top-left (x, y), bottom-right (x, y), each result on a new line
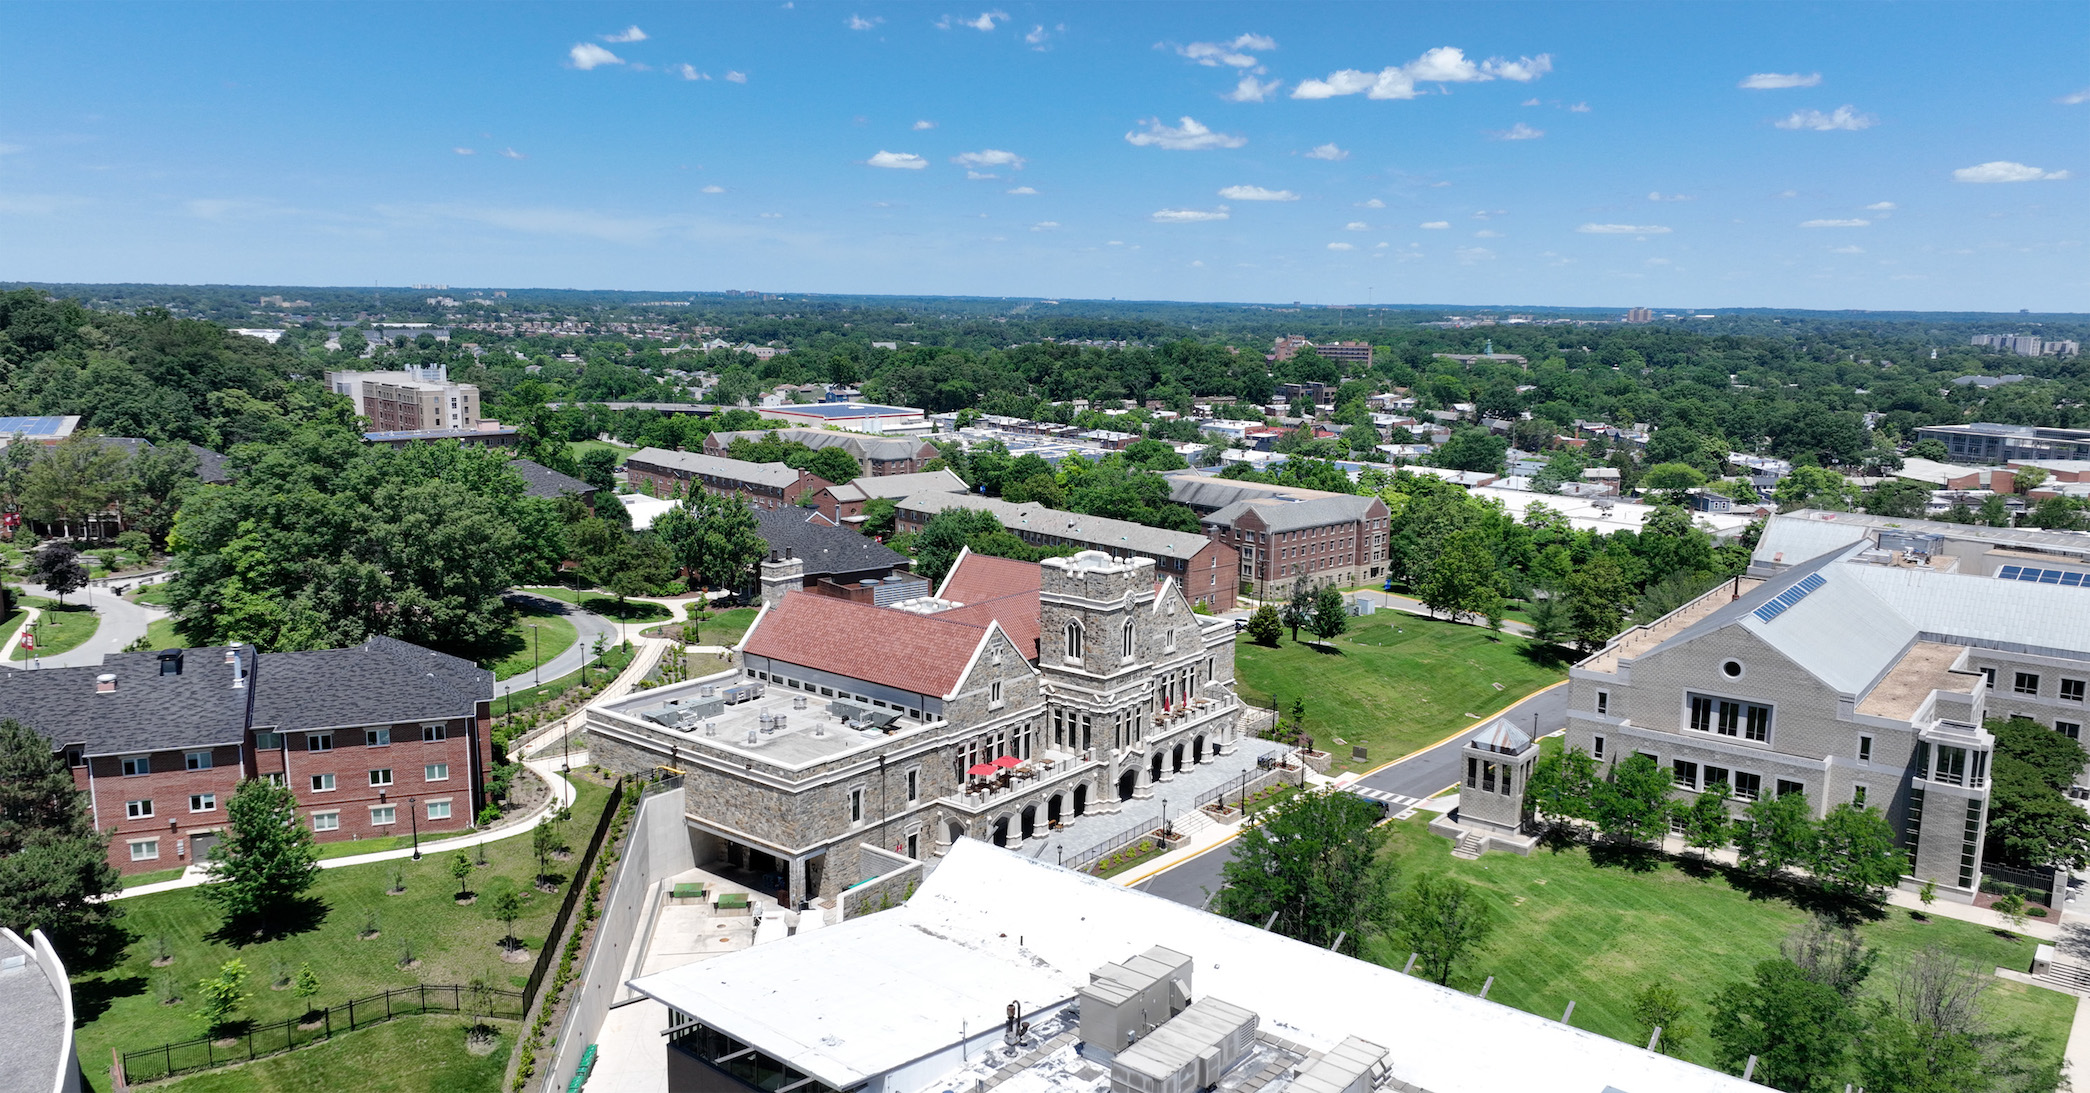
top-left (484, 603), bottom-right (578, 682)
top-left (13, 597), bottom-right (100, 660)
top-left (1235, 612), bottom-right (1568, 775)
top-left (156, 1015), bottom-right (512, 1093)
top-left (122, 867), bottom-right (187, 889)
top-left (498, 642), bottom-right (637, 715)
top-left (517, 585), bottom-right (673, 622)
top-left (1365, 818), bottom-right (2076, 1075)
top-left (141, 615), bottom-right (181, 651)
top-left (564, 439), bottom-right (633, 467)
top-left (71, 780), bottom-right (615, 1091)
top-left (684, 606), bottom-right (758, 648)
top-left (131, 584), bottom-right (176, 607)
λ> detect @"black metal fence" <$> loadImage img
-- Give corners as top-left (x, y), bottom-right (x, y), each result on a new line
top-left (1194, 753), bottom-right (1300, 812)
top-left (1063, 818), bottom-right (1170, 874)
top-left (119, 984), bottom-right (525, 1084)
top-left (522, 776), bottom-right (627, 1008)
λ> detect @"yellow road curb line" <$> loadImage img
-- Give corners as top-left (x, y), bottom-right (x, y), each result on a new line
top-left (1117, 825), bottom-right (1249, 888)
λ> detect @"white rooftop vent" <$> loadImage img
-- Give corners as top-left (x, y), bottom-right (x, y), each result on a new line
top-left (95, 673), bottom-right (117, 694)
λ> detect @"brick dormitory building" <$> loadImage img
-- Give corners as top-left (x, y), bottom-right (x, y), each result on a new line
top-left (1, 636), bottom-right (493, 875)
top-left (625, 448), bottom-right (831, 510)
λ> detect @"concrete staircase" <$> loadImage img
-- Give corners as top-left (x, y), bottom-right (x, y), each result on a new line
top-left (1451, 831), bottom-right (1488, 860)
top-left (2036, 954), bottom-right (2090, 994)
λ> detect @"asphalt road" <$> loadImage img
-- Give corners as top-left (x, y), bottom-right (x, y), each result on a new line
top-left (10, 581), bottom-right (156, 670)
top-left (496, 592), bottom-right (619, 697)
top-left (1132, 682), bottom-right (1569, 908)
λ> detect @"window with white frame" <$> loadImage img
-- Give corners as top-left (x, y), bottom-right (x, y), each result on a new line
top-left (370, 806), bottom-right (396, 826)
top-left (426, 799), bottom-right (451, 821)
top-left (122, 755), bottom-right (149, 776)
top-left (254, 732), bottom-right (282, 750)
top-left (126, 799), bottom-right (154, 820)
top-left (1592, 735), bottom-right (1606, 760)
top-left (848, 787), bottom-right (864, 824)
top-left (1858, 735), bottom-right (1873, 762)
top-left (368, 727), bottom-right (391, 747)
top-left (129, 838), bottom-right (160, 861)
top-left (990, 679), bottom-right (1004, 708)
top-left (425, 763), bottom-right (449, 782)
top-left (2059, 721), bottom-right (2082, 742)
top-left (1853, 785), bottom-right (1868, 807)
top-left (1980, 667), bottom-right (1996, 690)
top-left (1775, 779), bottom-right (1805, 799)
top-left (906, 769), bottom-right (919, 801)
top-left (308, 733), bottom-right (333, 752)
top-left (1672, 760), bottom-right (1698, 790)
top-left (1732, 771), bottom-right (1763, 801)
top-left (1064, 622), bottom-right (1084, 661)
top-left (2064, 679), bottom-right (2087, 704)
top-left (311, 811), bottom-right (339, 832)
top-left (2015, 672), bottom-right (2042, 696)
top-left (189, 793), bottom-right (216, 812)
top-left (185, 750), bottom-right (213, 770)
top-left (1122, 621), bottom-right (1134, 660)
top-left (311, 773), bottom-right (336, 792)
top-left (1595, 691), bottom-right (1609, 716)
top-left (264, 772), bottom-right (285, 788)
top-left (422, 724), bottom-right (447, 742)
top-left (369, 769), bottom-right (393, 788)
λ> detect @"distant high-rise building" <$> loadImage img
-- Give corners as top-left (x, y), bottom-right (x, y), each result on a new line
top-left (326, 364), bottom-right (482, 433)
top-left (1624, 307), bottom-right (1653, 324)
top-left (1970, 333), bottom-right (2079, 358)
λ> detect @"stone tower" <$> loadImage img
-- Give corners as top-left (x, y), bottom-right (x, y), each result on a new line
top-left (1039, 551), bottom-right (1160, 806)
top-left (1458, 717), bottom-right (1537, 834)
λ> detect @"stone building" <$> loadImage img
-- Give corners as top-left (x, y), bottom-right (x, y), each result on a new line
top-left (580, 549), bottom-right (1242, 906)
top-left (1560, 510), bottom-right (2090, 902)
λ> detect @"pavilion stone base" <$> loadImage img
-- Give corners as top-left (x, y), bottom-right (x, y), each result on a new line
top-left (1428, 812), bottom-right (1540, 857)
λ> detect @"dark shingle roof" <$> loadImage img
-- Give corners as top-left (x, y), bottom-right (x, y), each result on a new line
top-left (253, 635), bottom-right (490, 733)
top-left (753, 508), bottom-right (909, 580)
top-left (510, 458), bottom-right (597, 500)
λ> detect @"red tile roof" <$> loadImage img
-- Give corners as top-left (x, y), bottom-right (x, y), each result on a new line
top-left (742, 592), bottom-right (990, 699)
top-left (937, 550), bottom-right (1042, 602)
top-left (939, 591), bottom-right (1041, 663)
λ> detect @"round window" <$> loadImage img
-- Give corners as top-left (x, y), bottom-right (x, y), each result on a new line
top-left (1722, 660), bottom-right (1744, 679)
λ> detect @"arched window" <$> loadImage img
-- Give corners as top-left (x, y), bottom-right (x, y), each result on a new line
top-left (1121, 621), bottom-right (1135, 660)
top-left (1064, 621), bottom-right (1084, 660)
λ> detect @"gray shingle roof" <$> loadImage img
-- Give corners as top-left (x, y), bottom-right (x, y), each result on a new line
top-left (1167, 475), bottom-right (1348, 513)
top-left (892, 492), bottom-right (1216, 559)
top-left (1201, 494), bottom-right (1382, 533)
top-left (510, 458), bottom-right (597, 500)
top-left (824, 469), bottom-right (969, 504)
top-left (628, 448), bottom-right (809, 488)
top-left (707, 428), bottom-right (931, 463)
top-left (752, 508), bottom-right (909, 580)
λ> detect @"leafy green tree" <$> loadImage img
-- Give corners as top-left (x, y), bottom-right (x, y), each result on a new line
top-left (1856, 946), bottom-right (2061, 1093)
top-left (19, 432), bottom-right (130, 538)
top-left (1677, 783), bottom-right (1733, 859)
top-left (1709, 958), bottom-right (1858, 1093)
top-left (1417, 528), bottom-right (1503, 623)
top-left (531, 820), bottom-right (558, 884)
top-left (1862, 477), bottom-right (1933, 519)
top-left (490, 887), bottom-right (524, 952)
top-left (797, 446), bottom-right (861, 485)
top-left (1281, 581), bottom-right (1315, 642)
top-left (1630, 980), bottom-right (1695, 1056)
top-left (1390, 874), bottom-right (1497, 986)
top-left (32, 543), bottom-right (88, 602)
top-left (195, 958), bottom-right (252, 1036)
top-left (199, 778), bottom-right (320, 930)
top-left (1245, 603), bottom-right (1282, 646)
top-left (1524, 594), bottom-right (1570, 645)
top-left (1525, 746), bottom-right (1600, 825)
top-left (124, 442), bottom-right (201, 547)
top-left (1122, 439), bottom-right (1187, 472)
top-left (575, 448), bottom-right (620, 493)
top-left (1734, 791), bottom-right (1816, 877)
top-left (451, 852), bottom-right (473, 900)
top-left (1908, 438), bottom-right (1949, 462)
top-left (1563, 555), bottom-right (1633, 652)
top-left (909, 508), bottom-right (1005, 584)
top-left (1642, 462), bottom-right (1707, 492)
top-left (292, 962), bottom-right (321, 1018)
top-left (1307, 584), bottom-right (1349, 643)
top-left (1774, 466), bottom-right (1857, 512)
top-left (1214, 789), bottom-right (1399, 954)
top-left (654, 491), bottom-right (766, 592)
top-left (859, 496), bottom-right (899, 540)
top-left (1431, 427), bottom-right (1508, 475)
top-left (1986, 716), bottom-right (2090, 870)
top-left (1810, 803), bottom-right (1903, 901)
top-left (1592, 754), bottom-right (1674, 846)
top-left (0, 719), bottom-right (123, 964)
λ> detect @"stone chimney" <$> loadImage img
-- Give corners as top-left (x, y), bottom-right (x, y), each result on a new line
top-left (760, 547), bottom-right (805, 609)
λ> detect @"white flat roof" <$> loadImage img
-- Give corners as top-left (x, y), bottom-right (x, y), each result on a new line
top-left (1470, 486), bottom-right (1755, 538)
top-left (629, 840), bottom-right (1754, 1093)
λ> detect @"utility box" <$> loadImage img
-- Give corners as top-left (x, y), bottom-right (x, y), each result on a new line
top-left (1108, 997), bottom-right (1258, 1093)
top-left (1079, 947), bottom-right (1194, 1061)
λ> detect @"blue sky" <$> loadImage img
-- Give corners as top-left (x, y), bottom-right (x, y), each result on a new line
top-left (3, 2), bottom-right (2085, 311)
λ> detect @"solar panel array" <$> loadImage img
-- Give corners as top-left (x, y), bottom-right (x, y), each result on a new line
top-left (1996, 565), bottom-right (2090, 588)
top-left (1752, 572), bottom-right (1827, 623)
top-left (0, 416), bottom-right (73, 437)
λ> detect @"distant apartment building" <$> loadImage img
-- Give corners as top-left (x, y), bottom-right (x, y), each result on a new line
top-left (327, 364), bottom-right (481, 432)
top-left (891, 492), bottom-right (1237, 611)
top-left (1913, 423), bottom-right (2090, 465)
top-left (809, 468), bottom-right (970, 525)
top-left (624, 448), bottom-right (830, 510)
top-left (702, 427), bottom-right (939, 476)
top-left (1194, 485), bottom-right (1390, 595)
top-left (1267, 337), bottom-right (1372, 367)
top-left (1624, 307), bottom-right (1654, 324)
top-left (1971, 334), bottom-right (2080, 358)
top-left (3, 638), bottom-right (492, 875)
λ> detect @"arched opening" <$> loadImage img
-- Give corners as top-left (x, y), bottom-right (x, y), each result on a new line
top-left (1172, 743), bottom-right (1186, 773)
top-left (1073, 784), bottom-right (1089, 815)
top-left (946, 820), bottom-right (965, 847)
top-left (1064, 621), bottom-right (1084, 660)
top-left (1150, 752), bottom-right (1165, 783)
top-left (1047, 794), bottom-right (1064, 825)
top-left (1192, 735), bottom-right (1206, 764)
top-left (992, 817), bottom-right (1011, 847)
top-left (1020, 805), bottom-right (1037, 840)
top-left (1117, 770), bottom-right (1138, 801)
top-left (1122, 621), bottom-right (1134, 659)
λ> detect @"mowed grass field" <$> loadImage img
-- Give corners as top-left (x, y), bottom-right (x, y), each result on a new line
top-left (1234, 610), bottom-right (1568, 774)
top-left (484, 602), bottom-right (578, 681)
top-left (155, 1015), bottom-right (511, 1093)
top-left (71, 781), bottom-right (614, 1091)
top-left (1363, 817), bottom-right (2076, 1074)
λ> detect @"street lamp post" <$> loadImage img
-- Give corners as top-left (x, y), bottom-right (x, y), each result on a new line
top-left (408, 796), bottom-right (421, 861)
top-left (1160, 798), bottom-right (1170, 841)
top-left (528, 623), bottom-right (541, 688)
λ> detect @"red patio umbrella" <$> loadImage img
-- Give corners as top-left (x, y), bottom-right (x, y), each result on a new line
top-left (967, 763), bottom-right (999, 777)
top-left (992, 755), bottom-right (1023, 769)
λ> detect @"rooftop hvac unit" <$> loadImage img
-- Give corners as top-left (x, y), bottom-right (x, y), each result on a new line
top-left (699, 685), bottom-right (717, 698)
top-left (793, 695), bottom-right (808, 710)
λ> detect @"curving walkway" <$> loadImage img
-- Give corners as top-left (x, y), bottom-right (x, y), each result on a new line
top-left (3, 581), bottom-right (157, 669)
top-left (111, 756), bottom-right (580, 900)
top-left (498, 592), bottom-right (620, 697)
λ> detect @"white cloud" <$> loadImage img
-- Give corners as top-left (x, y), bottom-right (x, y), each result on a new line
top-left (966, 170), bottom-right (997, 180)
top-left (1569, 102), bottom-right (1590, 112)
top-left (499, 147), bottom-right (526, 160)
top-left (725, 70), bottom-right (748, 83)
top-left (1292, 46), bottom-right (1550, 103)
top-left (1151, 207), bottom-right (1231, 223)
top-left (1125, 116), bottom-right (1246, 151)
top-left (1489, 122), bottom-right (1544, 140)
top-left (759, 212), bottom-right (783, 219)
top-left (1327, 242), bottom-right (1355, 251)
top-left (453, 147), bottom-right (475, 156)
top-left (1375, 242), bottom-right (1389, 248)
top-left (0, 143), bottom-right (25, 156)
top-left (1304, 142), bottom-right (1348, 161)
top-left (1800, 218), bottom-right (1869, 228)
top-left (1217, 185), bottom-right (1297, 201)
top-left (700, 185), bottom-right (726, 194)
top-left (1522, 97), bottom-right (1541, 106)
top-left (1456, 246), bottom-right (1497, 264)
top-left (939, 10), bottom-right (1007, 31)
top-left (1647, 191), bottom-right (1692, 202)
top-left (1774, 189), bottom-right (1799, 198)
top-left (1953, 160), bottom-right (2070, 183)
top-left (847, 14), bottom-right (882, 30)
top-left (1830, 245), bottom-right (1865, 254)
top-left (602, 25), bottom-right (647, 43)
top-left (1475, 229), bottom-right (1503, 238)
top-left (1225, 75), bottom-right (1281, 102)
top-left (1577, 223), bottom-right (1671, 234)
top-left (2061, 88), bottom-right (2090, 105)
top-left (569, 43), bottom-right (624, 69)
top-left (1774, 105), bottom-right (1875, 131)
top-left (867, 150), bottom-right (929, 169)
top-left (1024, 24), bottom-right (1049, 47)
top-left (675, 64), bottom-right (709, 80)
top-left (1345, 221), bottom-right (1369, 231)
top-left (912, 120), bottom-right (936, 130)
top-left (1864, 201), bottom-right (1896, 210)
top-left (1358, 198), bottom-right (1385, 208)
top-left (1006, 186), bottom-right (1038, 195)
top-left (1419, 220), bottom-right (1450, 229)
top-left (1177, 33), bottom-right (1277, 68)
top-left (953, 149), bottom-right (1025, 170)
top-left (1031, 221), bottom-right (1060, 231)
top-left (1740, 72), bottom-right (1822, 89)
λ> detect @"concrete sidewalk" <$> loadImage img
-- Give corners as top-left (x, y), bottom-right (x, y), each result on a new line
top-left (111, 755), bottom-right (580, 900)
